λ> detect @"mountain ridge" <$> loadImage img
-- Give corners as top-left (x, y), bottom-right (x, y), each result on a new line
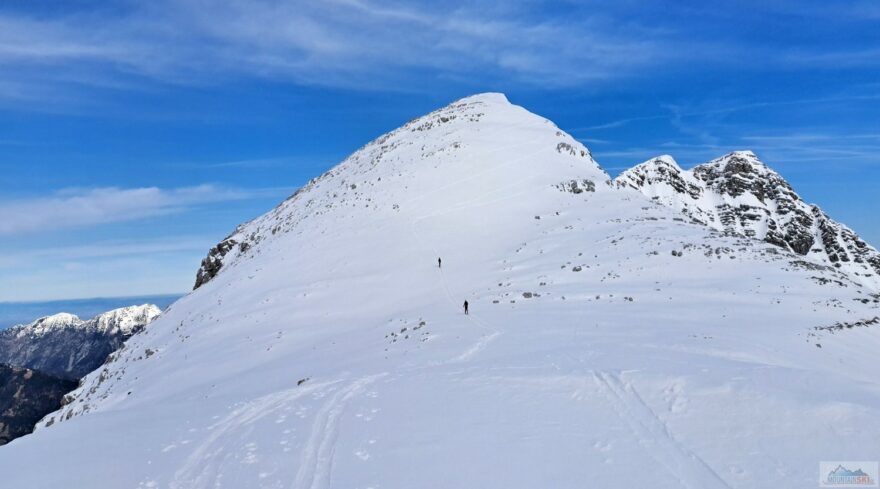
top-left (4, 93), bottom-right (879, 489)
top-left (0, 304), bottom-right (161, 379)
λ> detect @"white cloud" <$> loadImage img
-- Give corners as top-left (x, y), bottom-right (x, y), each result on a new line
top-left (0, 237), bottom-right (212, 266)
top-left (0, 0), bottom-right (679, 99)
top-left (0, 184), bottom-right (253, 235)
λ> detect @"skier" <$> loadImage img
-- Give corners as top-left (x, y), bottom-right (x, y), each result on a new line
top-left (438, 257), bottom-right (442, 268)
top-left (463, 300), bottom-right (469, 315)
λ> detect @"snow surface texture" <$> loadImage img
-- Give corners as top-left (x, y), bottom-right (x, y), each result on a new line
top-left (3, 94), bottom-right (880, 489)
top-left (615, 152), bottom-right (880, 289)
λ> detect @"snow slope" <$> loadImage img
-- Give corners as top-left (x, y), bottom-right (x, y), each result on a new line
top-left (615, 152), bottom-right (880, 289)
top-left (3, 94), bottom-right (880, 489)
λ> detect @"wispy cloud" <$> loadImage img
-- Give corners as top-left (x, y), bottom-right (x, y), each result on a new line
top-left (0, 0), bottom-right (876, 109)
top-left (785, 47), bottom-right (880, 67)
top-left (741, 133), bottom-right (880, 143)
top-left (575, 94), bottom-right (880, 133)
top-left (0, 236), bottom-right (212, 269)
top-left (572, 115), bottom-right (668, 132)
top-left (0, 185), bottom-right (256, 235)
top-left (0, 0), bottom-right (682, 104)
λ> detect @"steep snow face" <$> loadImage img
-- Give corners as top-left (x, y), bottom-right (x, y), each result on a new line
top-left (0, 304), bottom-right (161, 379)
top-left (4, 95), bottom-right (880, 489)
top-left (616, 151), bottom-right (880, 289)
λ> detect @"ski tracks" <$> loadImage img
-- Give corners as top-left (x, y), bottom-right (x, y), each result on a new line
top-left (449, 331), bottom-right (501, 363)
top-left (171, 381), bottom-right (335, 489)
top-left (170, 375), bottom-right (385, 489)
top-left (405, 136), bottom-right (552, 364)
top-left (591, 371), bottom-right (732, 489)
top-left (292, 374), bottom-right (386, 489)
top-left (407, 174), bottom-right (530, 363)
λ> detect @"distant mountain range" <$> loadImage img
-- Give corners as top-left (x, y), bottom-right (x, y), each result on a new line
top-left (0, 304), bottom-right (161, 379)
top-left (0, 304), bottom-right (160, 446)
top-left (0, 294), bottom-right (180, 331)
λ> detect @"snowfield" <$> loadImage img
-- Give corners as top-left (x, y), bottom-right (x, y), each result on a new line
top-left (3, 93), bottom-right (879, 489)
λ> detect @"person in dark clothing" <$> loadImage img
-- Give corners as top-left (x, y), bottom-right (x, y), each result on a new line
top-left (438, 257), bottom-right (442, 268)
top-left (463, 300), bottom-right (469, 315)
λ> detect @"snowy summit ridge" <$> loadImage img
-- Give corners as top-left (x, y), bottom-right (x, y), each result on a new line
top-left (4, 94), bottom-right (880, 489)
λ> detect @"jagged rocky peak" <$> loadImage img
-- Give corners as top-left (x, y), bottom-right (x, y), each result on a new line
top-left (193, 92), bottom-right (609, 289)
top-left (691, 151), bottom-right (799, 201)
top-left (616, 150), bottom-right (880, 288)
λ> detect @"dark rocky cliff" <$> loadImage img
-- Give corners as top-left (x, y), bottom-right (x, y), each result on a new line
top-left (0, 364), bottom-right (77, 446)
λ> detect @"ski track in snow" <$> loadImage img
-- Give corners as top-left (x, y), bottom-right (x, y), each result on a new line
top-left (407, 140), bottom-right (550, 363)
top-left (292, 374), bottom-right (385, 489)
top-left (170, 375), bottom-right (385, 489)
top-left (170, 381), bottom-right (338, 489)
top-left (175, 137), bottom-right (546, 489)
top-left (591, 371), bottom-right (732, 489)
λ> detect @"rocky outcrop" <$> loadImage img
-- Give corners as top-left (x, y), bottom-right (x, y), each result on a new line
top-left (194, 237), bottom-right (239, 289)
top-left (0, 364), bottom-right (77, 446)
top-left (0, 304), bottom-right (161, 379)
top-left (615, 151), bottom-right (880, 288)
top-left (556, 179), bottom-right (596, 194)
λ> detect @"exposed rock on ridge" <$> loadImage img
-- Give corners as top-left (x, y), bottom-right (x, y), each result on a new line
top-left (615, 151), bottom-right (880, 288)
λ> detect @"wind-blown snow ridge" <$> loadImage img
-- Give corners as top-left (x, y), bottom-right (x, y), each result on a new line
top-left (4, 94), bottom-right (880, 489)
top-left (615, 151), bottom-right (880, 289)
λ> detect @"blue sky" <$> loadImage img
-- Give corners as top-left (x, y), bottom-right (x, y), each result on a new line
top-left (0, 0), bottom-right (878, 301)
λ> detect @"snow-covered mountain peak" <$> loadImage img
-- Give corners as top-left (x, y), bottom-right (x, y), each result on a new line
top-left (623, 154), bottom-right (682, 176)
top-left (616, 150), bottom-right (880, 288)
top-left (693, 151), bottom-right (787, 189)
top-left (456, 92), bottom-right (510, 105)
top-left (193, 92), bottom-right (610, 288)
top-left (8, 95), bottom-right (880, 489)
top-left (91, 304), bottom-right (162, 336)
top-left (21, 313), bottom-right (82, 337)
